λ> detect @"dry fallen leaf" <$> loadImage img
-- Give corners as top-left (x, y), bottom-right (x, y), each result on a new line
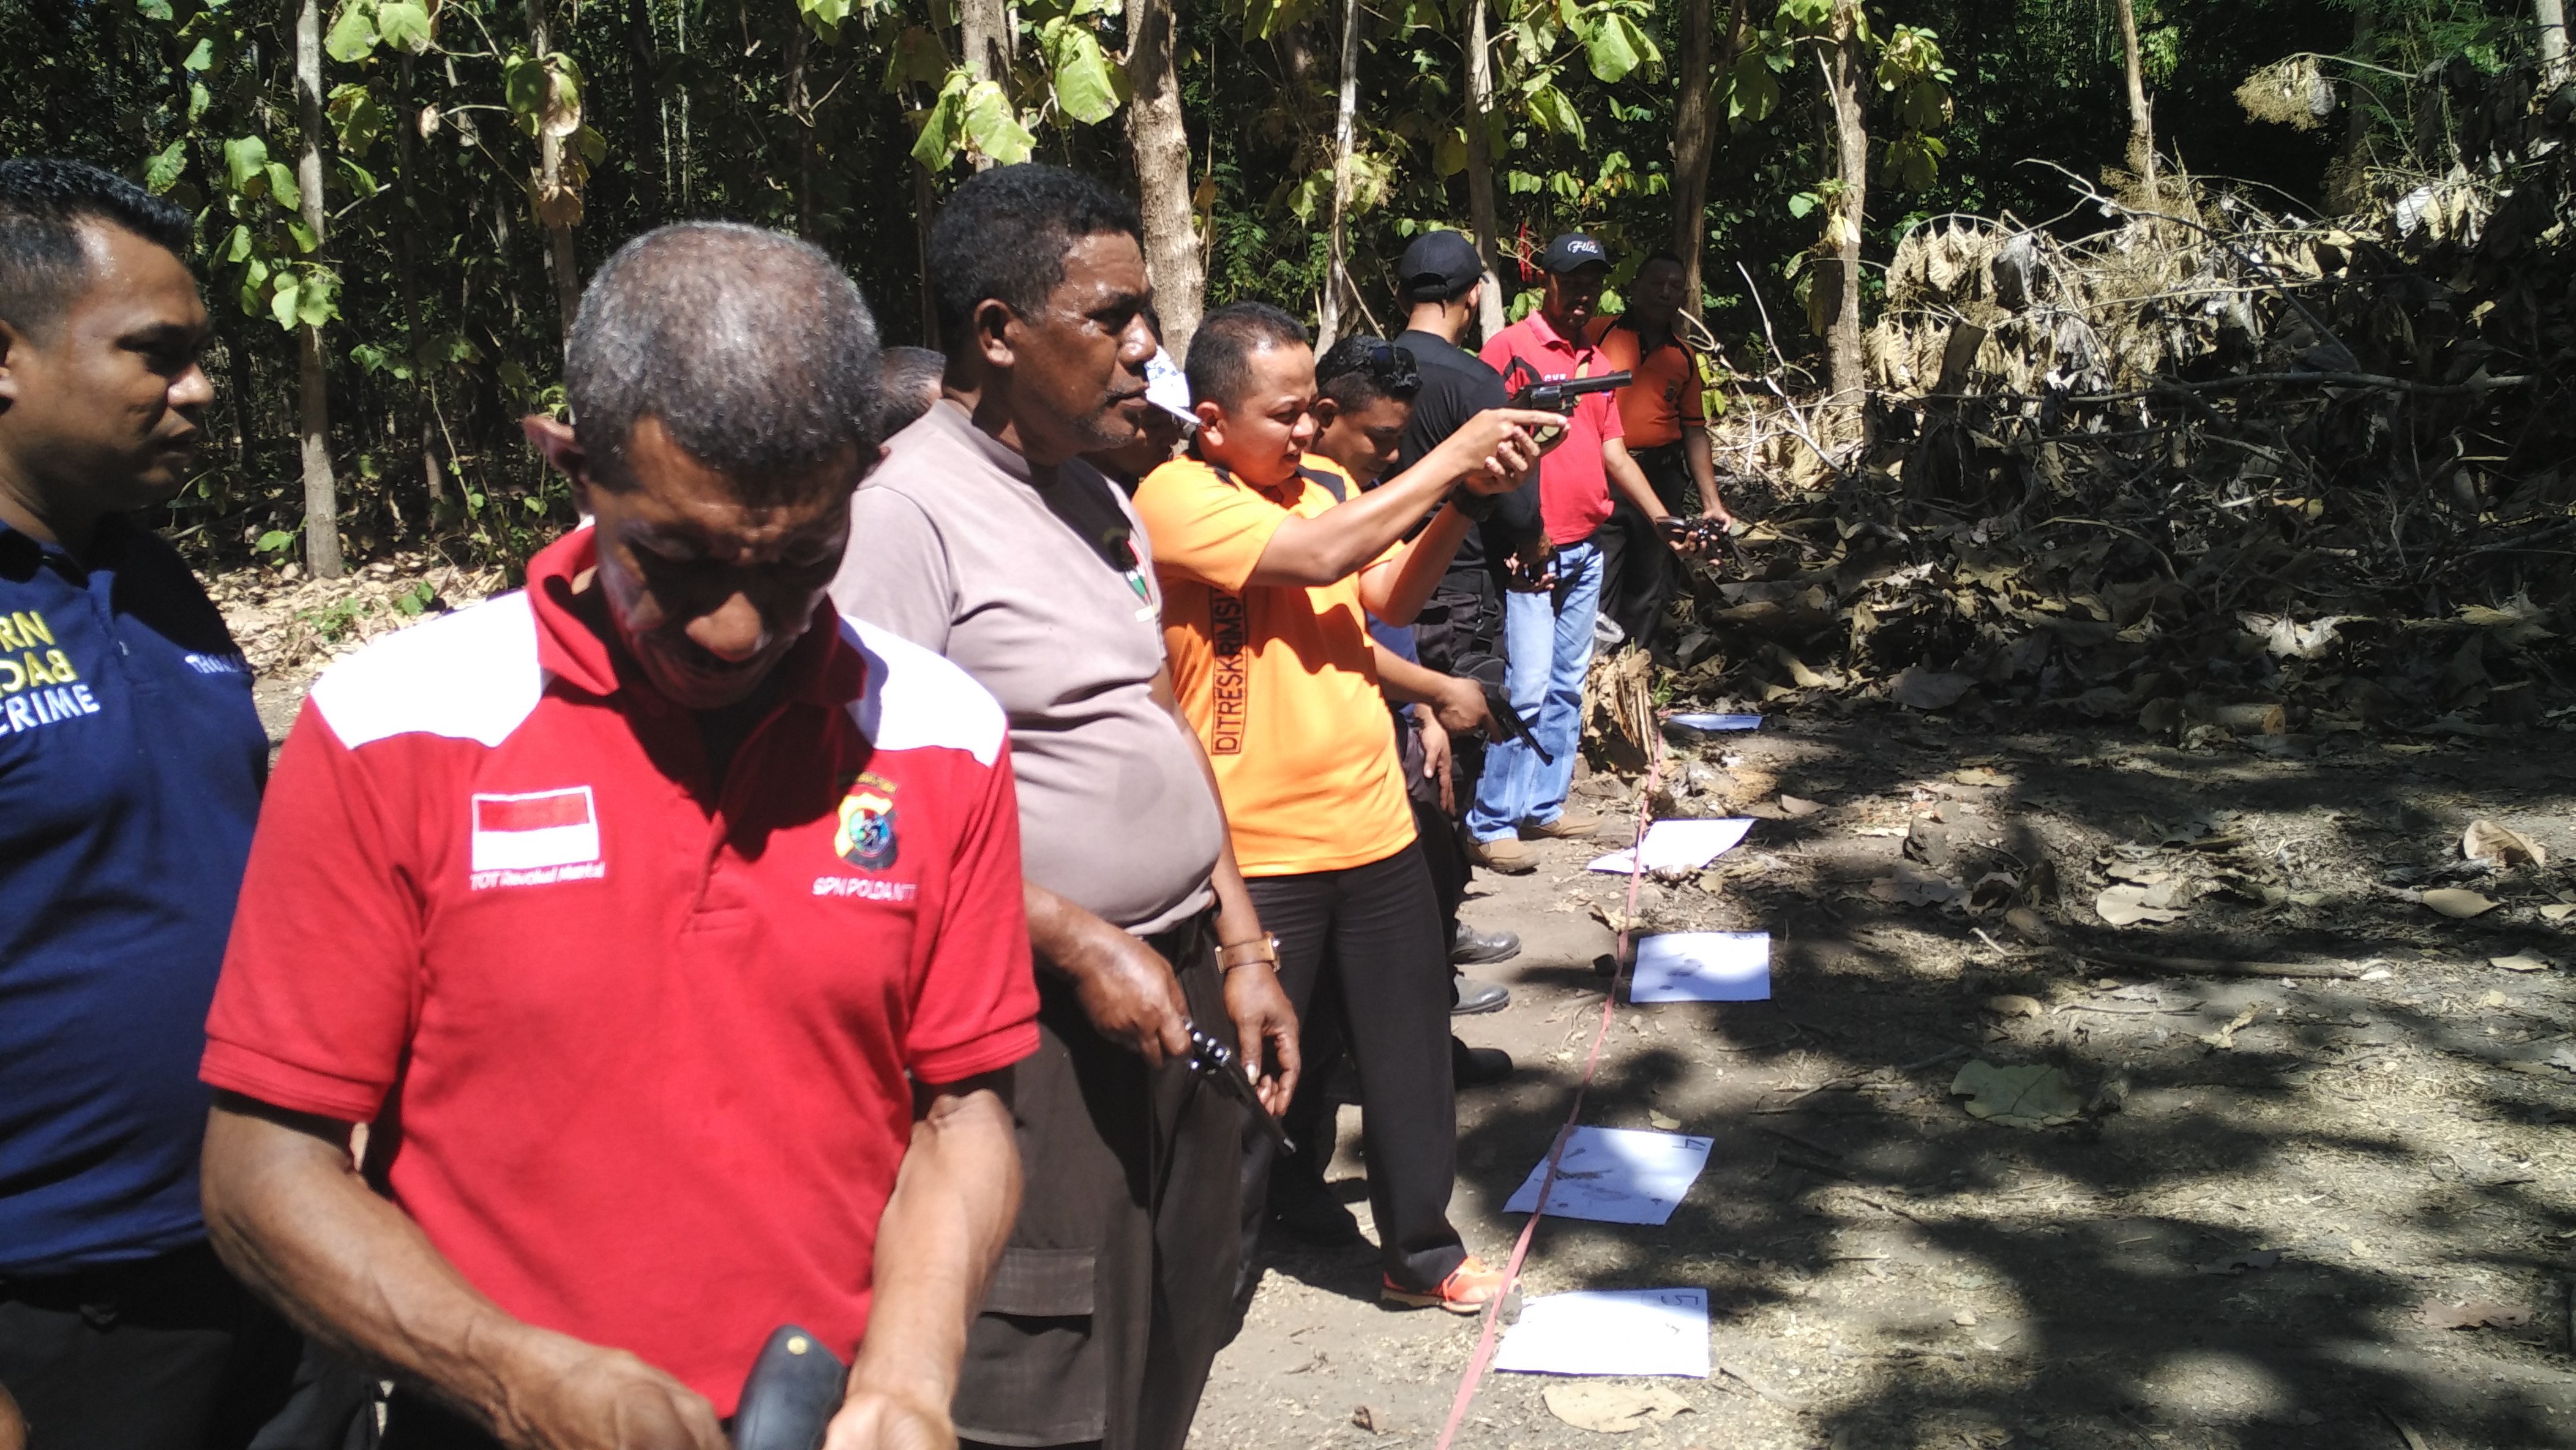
top-left (2492, 952), bottom-right (2551, 972)
top-left (2463, 819), bottom-right (2546, 869)
top-left (1780, 794), bottom-right (1826, 817)
top-left (1350, 1403), bottom-right (1383, 1434)
top-left (2097, 883), bottom-right (2187, 926)
top-left (2002, 906), bottom-right (2053, 942)
top-left (1888, 666), bottom-right (1977, 711)
top-left (1542, 1383), bottom-right (1693, 1434)
top-left (1949, 1060), bottom-right (2083, 1128)
top-left (1984, 994), bottom-right (2045, 1020)
top-left (1951, 766), bottom-right (2010, 787)
top-left (1647, 1109), bottom-right (1683, 1130)
top-left (2204, 1002), bottom-right (2262, 1050)
top-left (2418, 1298), bottom-right (2531, 1331)
top-left (2421, 887), bottom-right (2500, 918)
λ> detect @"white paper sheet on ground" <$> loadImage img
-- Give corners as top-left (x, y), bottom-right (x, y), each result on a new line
top-left (1504, 1126), bottom-right (1713, 1225)
top-left (1587, 817), bottom-right (1754, 874)
top-left (1631, 931), bottom-right (1772, 1003)
top-left (1495, 1288), bottom-right (1710, 1378)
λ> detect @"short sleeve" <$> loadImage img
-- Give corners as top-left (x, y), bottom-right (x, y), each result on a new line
top-left (831, 487), bottom-right (960, 655)
top-left (904, 737), bottom-right (1038, 1084)
top-left (1587, 388), bottom-right (1625, 443)
top-left (201, 703), bottom-right (424, 1122)
top-left (1681, 348), bottom-right (1708, 426)
top-left (1132, 461), bottom-right (1292, 596)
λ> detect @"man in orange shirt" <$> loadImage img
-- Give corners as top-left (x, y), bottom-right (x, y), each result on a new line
top-left (1133, 302), bottom-right (1553, 1316)
top-left (1586, 252), bottom-right (1732, 651)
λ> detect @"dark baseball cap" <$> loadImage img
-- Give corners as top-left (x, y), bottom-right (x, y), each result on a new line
top-left (1398, 230), bottom-right (1485, 300)
top-left (1541, 232), bottom-right (1610, 274)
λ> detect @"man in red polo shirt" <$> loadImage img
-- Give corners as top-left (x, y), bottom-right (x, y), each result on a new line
top-left (1466, 233), bottom-right (1683, 863)
top-left (195, 224), bottom-right (1033, 1450)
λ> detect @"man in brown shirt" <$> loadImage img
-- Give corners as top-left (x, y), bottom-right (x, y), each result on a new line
top-left (830, 163), bottom-right (1296, 1450)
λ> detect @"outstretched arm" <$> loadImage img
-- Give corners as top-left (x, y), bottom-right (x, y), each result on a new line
top-left (828, 1072), bottom-right (1018, 1449)
top-left (1246, 408), bottom-right (1559, 590)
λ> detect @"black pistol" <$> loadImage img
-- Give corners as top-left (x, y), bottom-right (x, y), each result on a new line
top-left (1185, 1020), bottom-right (1295, 1155)
top-left (1478, 681), bottom-right (1555, 766)
top-left (1507, 369), bottom-right (1631, 415)
top-left (731, 1325), bottom-right (846, 1450)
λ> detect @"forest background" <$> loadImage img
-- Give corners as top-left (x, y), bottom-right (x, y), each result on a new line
top-left (0, 0), bottom-right (2532, 579)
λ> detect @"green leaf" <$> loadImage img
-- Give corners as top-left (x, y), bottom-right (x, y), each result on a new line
top-left (373, 0), bottom-right (432, 53)
top-left (223, 224), bottom-right (253, 263)
top-left (286, 217), bottom-right (318, 254)
top-left (182, 37), bottom-right (214, 71)
top-left (1581, 12), bottom-right (1648, 83)
top-left (255, 529), bottom-right (297, 553)
top-left (959, 80), bottom-right (1034, 165)
top-left (265, 162), bottom-right (301, 214)
top-left (1433, 129), bottom-right (1467, 176)
top-left (188, 81), bottom-right (211, 122)
top-left (223, 135), bottom-right (269, 192)
top-left (271, 276), bottom-right (301, 330)
top-left (884, 26), bottom-right (953, 92)
top-left (1724, 49), bottom-right (1780, 126)
top-left (237, 256), bottom-right (268, 315)
top-left (324, 1), bottom-right (379, 63)
top-left (134, 0), bottom-right (174, 20)
top-left (575, 124), bottom-right (606, 166)
top-left (1787, 190), bottom-right (1816, 219)
top-left (336, 156), bottom-right (379, 196)
top-left (503, 53), bottom-right (548, 126)
top-left (297, 274), bottom-right (335, 329)
top-left (1526, 83), bottom-right (1586, 147)
top-left (327, 81), bottom-right (386, 158)
top-left (909, 72), bottom-right (970, 169)
top-left (796, 0), bottom-right (853, 43)
top-left (143, 139), bottom-right (188, 195)
top-left (1039, 18), bottom-right (1120, 125)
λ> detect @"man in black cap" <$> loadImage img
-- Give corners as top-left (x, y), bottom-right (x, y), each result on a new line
top-left (1388, 229), bottom-right (1546, 896)
top-left (1466, 232), bottom-right (1682, 866)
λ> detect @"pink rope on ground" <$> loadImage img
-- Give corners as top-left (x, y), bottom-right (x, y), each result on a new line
top-left (1432, 731), bottom-right (1667, 1450)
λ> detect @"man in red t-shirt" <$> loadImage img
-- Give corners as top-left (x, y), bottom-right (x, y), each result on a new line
top-left (1467, 233), bottom-right (1685, 862)
top-left (195, 225), bottom-right (1034, 1450)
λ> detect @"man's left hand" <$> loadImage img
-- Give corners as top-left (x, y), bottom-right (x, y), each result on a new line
top-left (822, 1388), bottom-right (951, 1450)
top-left (1223, 961), bottom-right (1301, 1118)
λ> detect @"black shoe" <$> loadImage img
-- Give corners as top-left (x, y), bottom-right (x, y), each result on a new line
top-left (1451, 1040), bottom-right (1513, 1088)
top-left (1451, 923), bottom-right (1522, 966)
top-left (1267, 1163), bottom-right (1364, 1247)
top-left (1452, 977), bottom-right (1510, 1016)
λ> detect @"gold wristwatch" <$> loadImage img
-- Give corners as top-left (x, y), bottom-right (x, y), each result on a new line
top-left (1217, 933), bottom-right (1281, 972)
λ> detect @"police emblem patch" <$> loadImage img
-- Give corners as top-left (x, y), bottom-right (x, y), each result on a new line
top-left (833, 773), bottom-right (899, 871)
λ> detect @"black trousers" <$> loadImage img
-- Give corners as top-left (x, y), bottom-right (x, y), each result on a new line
top-left (955, 918), bottom-right (1240, 1450)
top-left (1235, 845), bottom-right (1464, 1298)
top-left (0, 1242), bottom-right (313, 1450)
top-left (1591, 443), bottom-right (1697, 651)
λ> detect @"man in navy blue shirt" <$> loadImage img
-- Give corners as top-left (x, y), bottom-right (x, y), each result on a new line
top-left (0, 159), bottom-right (297, 1448)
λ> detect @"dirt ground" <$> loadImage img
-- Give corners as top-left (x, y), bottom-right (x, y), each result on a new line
top-left (1190, 712), bottom-right (2576, 1450)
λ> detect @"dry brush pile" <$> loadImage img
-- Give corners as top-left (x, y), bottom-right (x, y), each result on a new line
top-left (1647, 72), bottom-right (2576, 756)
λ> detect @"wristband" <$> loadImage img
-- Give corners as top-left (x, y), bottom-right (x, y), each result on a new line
top-left (1218, 933), bottom-right (1281, 972)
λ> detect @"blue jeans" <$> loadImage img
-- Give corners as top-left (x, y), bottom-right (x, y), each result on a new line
top-left (1468, 541), bottom-right (1600, 842)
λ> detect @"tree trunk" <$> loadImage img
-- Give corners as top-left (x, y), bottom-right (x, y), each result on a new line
top-left (787, 24), bottom-right (815, 238)
top-left (1824, 0), bottom-right (1868, 414)
top-left (2541, 0), bottom-right (2570, 88)
top-left (2114, 0), bottom-right (2155, 190)
top-left (293, 0), bottom-right (342, 578)
top-left (961, 0), bottom-right (1009, 170)
top-left (1461, 0), bottom-right (1505, 338)
top-left (1318, 0), bottom-right (1360, 351)
top-left (626, 0), bottom-right (658, 227)
top-left (1125, 0), bottom-right (1204, 357)
top-left (2327, 1), bottom-right (2377, 209)
top-left (1670, 0), bottom-right (1750, 316)
top-left (394, 53), bottom-right (444, 508)
top-left (530, 0), bottom-right (580, 343)
top-left (912, 158), bottom-right (941, 348)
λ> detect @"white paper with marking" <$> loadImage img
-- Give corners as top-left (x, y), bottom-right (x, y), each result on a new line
top-left (1665, 712), bottom-right (1761, 732)
top-left (1503, 1126), bottom-right (1713, 1225)
top-left (1631, 931), bottom-right (1772, 1003)
top-left (1495, 1288), bottom-right (1711, 1378)
top-left (1587, 817), bottom-right (1754, 874)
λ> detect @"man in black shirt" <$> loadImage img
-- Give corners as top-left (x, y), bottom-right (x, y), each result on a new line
top-left (1390, 230), bottom-right (1545, 878)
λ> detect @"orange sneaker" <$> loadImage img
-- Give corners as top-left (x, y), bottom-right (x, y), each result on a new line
top-left (1381, 1255), bottom-right (1507, 1313)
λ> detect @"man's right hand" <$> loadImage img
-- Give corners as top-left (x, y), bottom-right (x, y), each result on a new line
top-left (1439, 408), bottom-right (1565, 494)
top-left (499, 1336), bottom-right (727, 1450)
top-left (1027, 884), bottom-right (1193, 1065)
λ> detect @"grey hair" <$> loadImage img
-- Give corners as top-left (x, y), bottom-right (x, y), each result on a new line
top-left (567, 222), bottom-right (884, 495)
